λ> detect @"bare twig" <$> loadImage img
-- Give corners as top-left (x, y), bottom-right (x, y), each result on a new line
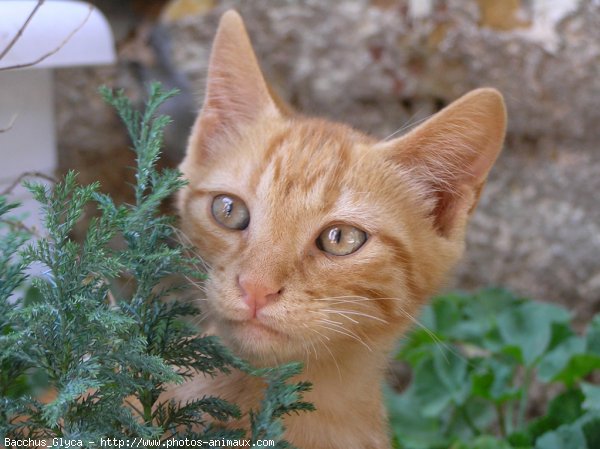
top-left (0, 217), bottom-right (40, 237)
top-left (0, 114), bottom-right (18, 134)
top-left (0, 4), bottom-right (93, 72)
top-left (0, 0), bottom-right (45, 61)
top-left (1, 171), bottom-right (57, 197)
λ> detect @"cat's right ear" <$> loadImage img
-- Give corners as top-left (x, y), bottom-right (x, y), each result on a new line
top-left (187, 10), bottom-right (280, 161)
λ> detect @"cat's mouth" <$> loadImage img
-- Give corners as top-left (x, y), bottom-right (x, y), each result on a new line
top-left (227, 317), bottom-right (287, 339)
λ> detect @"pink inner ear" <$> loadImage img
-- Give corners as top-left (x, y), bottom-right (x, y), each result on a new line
top-left (430, 183), bottom-right (482, 237)
top-left (431, 189), bottom-right (459, 236)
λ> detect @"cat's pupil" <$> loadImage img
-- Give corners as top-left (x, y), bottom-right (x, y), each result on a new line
top-left (317, 224), bottom-right (367, 256)
top-left (211, 194), bottom-right (250, 230)
top-left (328, 227), bottom-right (341, 245)
top-left (222, 198), bottom-right (233, 217)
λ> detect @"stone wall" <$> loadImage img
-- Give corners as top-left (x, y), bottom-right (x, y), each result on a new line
top-left (55, 0), bottom-right (600, 321)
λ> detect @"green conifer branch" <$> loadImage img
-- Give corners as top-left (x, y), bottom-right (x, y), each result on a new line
top-left (0, 82), bottom-right (313, 447)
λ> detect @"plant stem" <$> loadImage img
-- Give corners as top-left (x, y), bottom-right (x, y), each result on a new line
top-left (139, 376), bottom-right (154, 425)
top-left (443, 406), bottom-right (458, 437)
top-left (496, 403), bottom-right (506, 437)
top-left (459, 405), bottom-right (481, 436)
top-left (505, 400), bottom-right (514, 435)
top-left (516, 367), bottom-right (533, 430)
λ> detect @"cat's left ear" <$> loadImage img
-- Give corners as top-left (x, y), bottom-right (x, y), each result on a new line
top-left (378, 88), bottom-right (507, 239)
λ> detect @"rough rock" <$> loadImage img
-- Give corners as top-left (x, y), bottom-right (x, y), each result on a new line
top-left (164, 0), bottom-right (600, 141)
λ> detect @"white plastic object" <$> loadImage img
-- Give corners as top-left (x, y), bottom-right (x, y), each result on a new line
top-left (0, 0), bottom-right (115, 70)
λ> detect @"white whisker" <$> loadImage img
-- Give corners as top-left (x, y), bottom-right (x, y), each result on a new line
top-left (306, 326), bottom-right (341, 380)
top-left (310, 307), bottom-right (360, 324)
top-left (315, 317), bottom-right (345, 326)
top-left (381, 108), bottom-right (431, 142)
top-left (314, 323), bottom-right (372, 352)
top-left (311, 294), bottom-right (457, 361)
top-left (321, 308), bottom-right (387, 324)
top-left (312, 295), bottom-right (367, 301)
top-left (308, 325), bottom-right (331, 341)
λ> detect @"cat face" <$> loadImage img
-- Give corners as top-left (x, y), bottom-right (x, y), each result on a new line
top-left (178, 11), bottom-right (506, 364)
top-left (179, 117), bottom-right (438, 362)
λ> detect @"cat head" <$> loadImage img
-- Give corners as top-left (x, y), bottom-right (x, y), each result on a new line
top-left (178, 11), bottom-right (506, 364)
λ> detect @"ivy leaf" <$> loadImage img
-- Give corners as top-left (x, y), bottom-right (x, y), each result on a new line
top-left (471, 358), bottom-right (519, 404)
top-left (582, 383), bottom-right (600, 412)
top-left (582, 417), bottom-right (600, 449)
top-left (385, 385), bottom-right (450, 449)
top-left (410, 347), bottom-right (470, 417)
top-left (412, 356), bottom-right (455, 417)
top-left (551, 354), bottom-right (600, 387)
top-left (527, 389), bottom-right (584, 441)
top-left (433, 347), bottom-right (470, 406)
top-left (497, 302), bottom-right (571, 366)
top-left (538, 336), bottom-right (586, 383)
top-left (431, 294), bottom-right (465, 336)
top-left (586, 315), bottom-right (600, 356)
top-left (535, 424), bottom-right (587, 449)
top-left (450, 435), bottom-right (514, 449)
top-left (396, 329), bottom-right (442, 366)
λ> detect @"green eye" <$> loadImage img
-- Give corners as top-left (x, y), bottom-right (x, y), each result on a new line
top-left (211, 194), bottom-right (250, 230)
top-left (316, 224), bottom-right (367, 256)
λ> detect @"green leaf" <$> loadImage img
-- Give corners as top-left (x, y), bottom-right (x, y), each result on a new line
top-left (497, 301), bottom-right (571, 366)
top-left (397, 328), bottom-right (443, 366)
top-left (386, 385), bottom-right (450, 449)
top-left (471, 358), bottom-right (519, 403)
top-left (433, 347), bottom-right (470, 406)
top-left (586, 315), bottom-right (600, 356)
top-left (432, 294), bottom-right (465, 335)
top-left (535, 424), bottom-right (587, 449)
top-left (552, 354), bottom-right (600, 386)
top-left (507, 430), bottom-right (532, 447)
top-left (582, 383), bottom-right (600, 412)
top-left (548, 322), bottom-right (576, 351)
top-left (527, 389), bottom-right (584, 440)
top-left (447, 398), bottom-right (496, 441)
top-left (582, 417), bottom-right (600, 449)
top-left (451, 435), bottom-right (514, 449)
top-left (538, 336), bottom-right (586, 383)
top-left (412, 355), bottom-right (454, 417)
top-left (470, 289), bottom-right (520, 321)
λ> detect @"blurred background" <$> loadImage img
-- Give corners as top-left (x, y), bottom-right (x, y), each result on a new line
top-left (3, 0), bottom-right (600, 323)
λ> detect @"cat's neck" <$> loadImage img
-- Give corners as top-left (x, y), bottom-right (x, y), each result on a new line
top-left (301, 337), bottom-right (391, 390)
top-left (265, 341), bottom-right (393, 449)
top-left (300, 343), bottom-right (389, 416)
top-left (163, 327), bottom-right (395, 448)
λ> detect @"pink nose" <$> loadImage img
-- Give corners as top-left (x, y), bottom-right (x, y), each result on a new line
top-left (238, 275), bottom-right (282, 318)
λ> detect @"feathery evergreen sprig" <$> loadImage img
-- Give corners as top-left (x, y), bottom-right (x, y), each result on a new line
top-left (250, 363), bottom-right (316, 448)
top-left (0, 82), bottom-right (313, 447)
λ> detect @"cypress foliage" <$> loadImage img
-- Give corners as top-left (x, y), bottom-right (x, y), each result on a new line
top-left (0, 83), bottom-right (312, 447)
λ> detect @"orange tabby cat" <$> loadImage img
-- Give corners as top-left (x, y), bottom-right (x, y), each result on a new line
top-left (166, 10), bottom-right (506, 449)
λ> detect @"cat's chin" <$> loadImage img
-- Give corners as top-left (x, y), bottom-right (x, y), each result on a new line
top-left (220, 318), bottom-right (301, 362)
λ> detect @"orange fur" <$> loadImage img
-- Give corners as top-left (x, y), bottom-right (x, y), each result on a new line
top-left (166, 10), bottom-right (506, 449)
